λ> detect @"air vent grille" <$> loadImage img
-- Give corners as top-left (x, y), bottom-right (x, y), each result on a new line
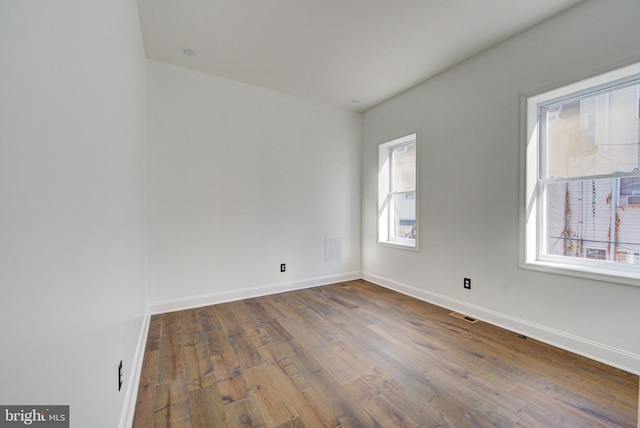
top-left (449, 311), bottom-right (478, 323)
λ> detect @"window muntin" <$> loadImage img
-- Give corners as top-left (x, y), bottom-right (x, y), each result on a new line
top-left (379, 134), bottom-right (417, 248)
top-left (524, 62), bottom-right (640, 283)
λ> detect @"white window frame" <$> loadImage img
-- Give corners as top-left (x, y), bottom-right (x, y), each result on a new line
top-left (521, 61), bottom-right (640, 286)
top-left (378, 133), bottom-right (418, 250)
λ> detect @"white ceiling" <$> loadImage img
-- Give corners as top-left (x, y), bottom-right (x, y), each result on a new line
top-left (137, 0), bottom-right (585, 112)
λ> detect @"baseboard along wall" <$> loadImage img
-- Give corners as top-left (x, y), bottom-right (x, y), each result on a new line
top-left (362, 272), bottom-right (640, 377)
top-left (120, 272), bottom-right (640, 427)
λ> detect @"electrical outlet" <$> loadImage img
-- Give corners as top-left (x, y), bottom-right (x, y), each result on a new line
top-left (463, 278), bottom-right (471, 289)
top-left (118, 360), bottom-right (123, 391)
top-left (280, 263), bottom-right (286, 272)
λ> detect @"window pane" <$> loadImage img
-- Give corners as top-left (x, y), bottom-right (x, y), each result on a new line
top-left (545, 178), bottom-right (640, 263)
top-left (391, 192), bottom-right (416, 240)
top-left (586, 248), bottom-right (607, 260)
top-left (525, 61), bottom-right (640, 281)
top-left (378, 133), bottom-right (417, 248)
top-left (391, 144), bottom-right (416, 192)
top-left (620, 177), bottom-right (640, 196)
top-left (543, 82), bottom-right (640, 179)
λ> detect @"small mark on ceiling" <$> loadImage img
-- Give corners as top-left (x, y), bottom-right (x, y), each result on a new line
top-left (182, 48), bottom-right (198, 57)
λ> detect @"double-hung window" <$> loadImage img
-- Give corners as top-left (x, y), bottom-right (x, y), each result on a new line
top-left (378, 133), bottom-right (417, 249)
top-left (523, 62), bottom-right (640, 284)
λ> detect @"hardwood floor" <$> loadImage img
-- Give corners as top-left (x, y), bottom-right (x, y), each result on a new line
top-left (133, 280), bottom-right (639, 427)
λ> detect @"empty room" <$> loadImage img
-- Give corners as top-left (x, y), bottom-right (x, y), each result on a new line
top-left (1, 0), bottom-right (640, 427)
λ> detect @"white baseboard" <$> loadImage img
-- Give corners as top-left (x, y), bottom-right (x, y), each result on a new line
top-left (363, 271), bottom-right (640, 376)
top-left (120, 271), bottom-right (639, 427)
top-left (118, 307), bottom-right (151, 428)
top-left (148, 271), bottom-right (362, 315)
top-left (119, 271), bottom-right (360, 427)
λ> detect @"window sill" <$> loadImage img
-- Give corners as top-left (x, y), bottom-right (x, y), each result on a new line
top-left (378, 240), bottom-right (418, 251)
top-left (521, 259), bottom-right (640, 288)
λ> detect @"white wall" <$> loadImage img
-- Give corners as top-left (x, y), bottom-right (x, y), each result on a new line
top-left (0, 1), bottom-right (148, 427)
top-left (147, 60), bottom-right (361, 309)
top-left (362, 0), bottom-right (640, 374)
top-left (3, 1), bottom-right (637, 425)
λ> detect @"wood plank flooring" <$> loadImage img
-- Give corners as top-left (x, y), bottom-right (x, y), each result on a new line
top-left (133, 280), bottom-right (639, 427)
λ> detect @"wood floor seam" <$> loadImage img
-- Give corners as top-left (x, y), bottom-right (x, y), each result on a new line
top-left (133, 280), bottom-right (639, 427)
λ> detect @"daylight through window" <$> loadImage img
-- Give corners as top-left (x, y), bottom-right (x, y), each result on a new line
top-left (524, 62), bottom-right (640, 283)
top-left (378, 134), bottom-right (417, 249)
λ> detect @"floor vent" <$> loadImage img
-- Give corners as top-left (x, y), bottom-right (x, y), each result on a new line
top-left (449, 312), bottom-right (478, 323)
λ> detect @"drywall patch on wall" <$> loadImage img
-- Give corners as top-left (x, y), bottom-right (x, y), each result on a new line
top-left (146, 60), bottom-right (362, 303)
top-left (325, 237), bottom-right (344, 261)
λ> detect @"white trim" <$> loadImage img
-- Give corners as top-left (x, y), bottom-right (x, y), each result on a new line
top-left (525, 256), bottom-right (640, 286)
top-left (120, 273), bottom-right (640, 425)
top-left (541, 170), bottom-right (640, 185)
top-left (378, 132), bottom-right (418, 250)
top-left (148, 271), bottom-right (361, 314)
top-left (362, 271), bottom-right (640, 376)
top-left (378, 240), bottom-right (419, 251)
top-left (118, 307), bottom-right (152, 428)
top-left (522, 61), bottom-right (640, 286)
top-left (118, 272), bottom-right (360, 427)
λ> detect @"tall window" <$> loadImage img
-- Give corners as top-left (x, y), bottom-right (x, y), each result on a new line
top-left (378, 133), bottom-right (417, 249)
top-left (523, 62), bottom-right (640, 283)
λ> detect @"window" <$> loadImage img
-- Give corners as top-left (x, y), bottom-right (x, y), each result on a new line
top-left (523, 61), bottom-right (640, 284)
top-left (585, 248), bottom-right (607, 260)
top-left (378, 133), bottom-right (417, 249)
top-left (620, 177), bottom-right (640, 206)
